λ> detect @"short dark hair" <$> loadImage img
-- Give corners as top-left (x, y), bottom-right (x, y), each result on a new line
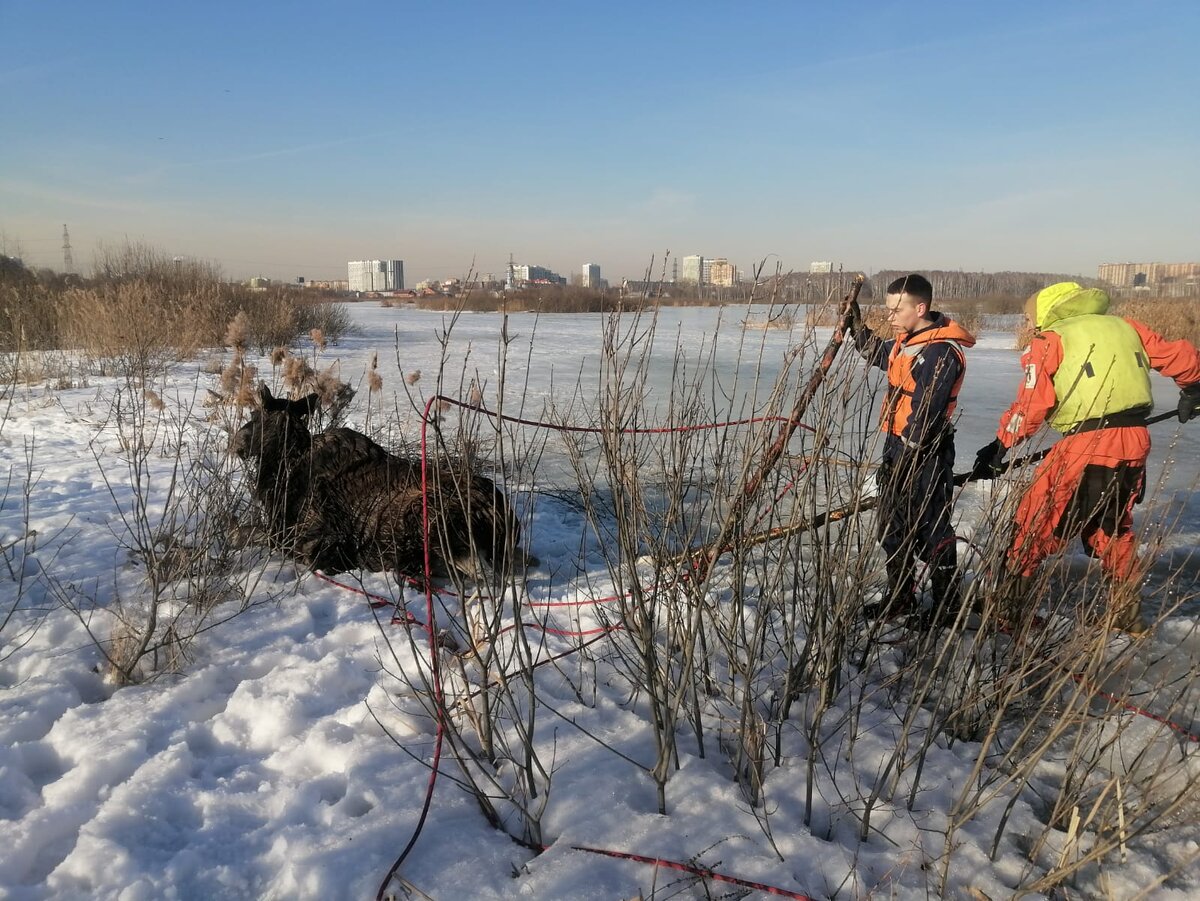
top-left (886, 274), bottom-right (933, 306)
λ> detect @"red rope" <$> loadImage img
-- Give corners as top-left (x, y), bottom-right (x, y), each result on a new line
top-left (371, 395), bottom-right (820, 899)
top-left (440, 400), bottom-right (817, 438)
top-left (993, 611), bottom-right (1200, 747)
top-left (309, 571), bottom-right (417, 619)
top-left (367, 389), bottom-right (1195, 901)
top-left (1068, 671), bottom-right (1200, 744)
top-left (525, 594), bottom-right (623, 608)
top-left (496, 621), bottom-right (619, 639)
top-left (374, 396), bottom-right (449, 901)
top-left (567, 843), bottom-right (818, 900)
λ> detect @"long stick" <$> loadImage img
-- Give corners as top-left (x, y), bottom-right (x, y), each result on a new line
top-left (742, 274), bottom-right (865, 499)
top-left (693, 275), bottom-right (865, 571)
top-left (962, 408), bottom-right (1181, 481)
top-left (723, 408), bottom-right (1185, 553)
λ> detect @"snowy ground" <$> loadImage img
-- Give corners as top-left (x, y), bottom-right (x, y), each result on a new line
top-left (1, 302), bottom-right (1198, 900)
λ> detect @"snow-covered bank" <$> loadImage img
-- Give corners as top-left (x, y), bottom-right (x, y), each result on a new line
top-left (1, 303), bottom-right (1197, 899)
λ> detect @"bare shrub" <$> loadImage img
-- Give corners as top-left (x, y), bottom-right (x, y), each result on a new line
top-left (50, 381), bottom-right (279, 685)
top-left (233, 288), bottom-right (306, 353)
top-left (0, 243), bottom-right (353, 366)
top-left (0, 440), bottom-right (67, 661)
top-left (1114, 296), bottom-right (1200, 343)
top-left (0, 350), bottom-right (87, 390)
top-left (947, 292), bottom-right (1028, 316)
top-left (368, 315), bottom-right (555, 857)
top-left (803, 303), bottom-right (844, 328)
top-left (943, 306), bottom-right (983, 336)
top-left (60, 280), bottom-right (183, 376)
top-left (371, 292), bottom-right (1200, 899)
top-left (295, 301), bottom-right (355, 344)
top-left (0, 275), bottom-right (64, 351)
top-left (92, 240), bottom-right (223, 286)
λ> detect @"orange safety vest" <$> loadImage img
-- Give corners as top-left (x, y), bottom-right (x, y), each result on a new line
top-left (882, 319), bottom-right (975, 439)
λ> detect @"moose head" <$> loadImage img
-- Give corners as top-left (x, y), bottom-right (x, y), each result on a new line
top-left (229, 384), bottom-right (321, 463)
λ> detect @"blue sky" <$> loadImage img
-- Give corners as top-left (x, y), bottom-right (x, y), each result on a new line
top-left (2, 1), bottom-right (1197, 284)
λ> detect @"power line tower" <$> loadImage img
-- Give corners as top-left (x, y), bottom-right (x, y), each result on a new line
top-left (62, 224), bottom-right (74, 274)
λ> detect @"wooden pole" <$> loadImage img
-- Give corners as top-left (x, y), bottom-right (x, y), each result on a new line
top-left (692, 275), bottom-right (865, 574)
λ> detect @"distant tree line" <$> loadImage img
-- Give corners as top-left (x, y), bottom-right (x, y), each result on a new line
top-left (764, 269), bottom-right (1104, 305)
top-left (867, 270), bottom-right (1103, 302)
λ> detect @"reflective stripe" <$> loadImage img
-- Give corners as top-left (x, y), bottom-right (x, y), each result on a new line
top-left (883, 337), bottom-right (967, 437)
top-left (898, 338), bottom-right (964, 358)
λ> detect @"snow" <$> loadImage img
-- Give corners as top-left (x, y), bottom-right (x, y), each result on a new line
top-left (1, 302), bottom-right (1198, 900)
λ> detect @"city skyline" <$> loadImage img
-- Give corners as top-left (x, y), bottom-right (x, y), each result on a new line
top-left (2, 2), bottom-right (1198, 285)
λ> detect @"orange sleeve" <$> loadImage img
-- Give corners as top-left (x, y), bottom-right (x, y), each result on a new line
top-left (996, 332), bottom-right (1062, 449)
top-left (1126, 318), bottom-right (1200, 387)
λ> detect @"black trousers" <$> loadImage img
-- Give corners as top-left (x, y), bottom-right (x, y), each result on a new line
top-left (876, 440), bottom-right (957, 581)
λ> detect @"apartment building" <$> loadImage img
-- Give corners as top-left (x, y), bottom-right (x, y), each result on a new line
top-left (348, 260), bottom-right (405, 292)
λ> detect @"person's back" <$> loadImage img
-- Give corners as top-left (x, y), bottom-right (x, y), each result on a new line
top-left (1031, 283), bottom-right (1153, 432)
top-left (972, 281), bottom-right (1200, 633)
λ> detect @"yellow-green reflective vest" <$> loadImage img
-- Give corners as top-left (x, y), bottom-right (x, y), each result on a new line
top-left (1043, 314), bottom-right (1152, 432)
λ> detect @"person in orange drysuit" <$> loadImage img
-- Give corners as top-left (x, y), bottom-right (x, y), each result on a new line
top-left (972, 282), bottom-right (1200, 631)
top-left (849, 273), bottom-right (976, 624)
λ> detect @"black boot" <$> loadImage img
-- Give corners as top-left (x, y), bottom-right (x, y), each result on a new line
top-left (860, 557), bottom-right (916, 620)
top-left (921, 563), bottom-right (961, 629)
top-left (884, 557), bottom-right (918, 615)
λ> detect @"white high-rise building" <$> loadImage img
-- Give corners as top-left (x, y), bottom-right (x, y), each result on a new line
top-left (507, 264), bottom-right (566, 288)
top-left (348, 260), bottom-right (404, 292)
top-left (681, 254), bottom-right (704, 284)
top-left (582, 263), bottom-right (601, 289)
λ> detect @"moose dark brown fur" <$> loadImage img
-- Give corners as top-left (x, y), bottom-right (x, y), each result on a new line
top-left (230, 385), bottom-right (528, 580)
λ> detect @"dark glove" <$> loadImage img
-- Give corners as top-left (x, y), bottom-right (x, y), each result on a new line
top-left (971, 439), bottom-right (1006, 480)
top-left (1179, 384), bottom-right (1200, 423)
top-left (843, 299), bottom-right (863, 337)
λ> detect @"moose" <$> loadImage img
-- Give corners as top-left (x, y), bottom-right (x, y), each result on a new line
top-left (230, 384), bottom-right (530, 581)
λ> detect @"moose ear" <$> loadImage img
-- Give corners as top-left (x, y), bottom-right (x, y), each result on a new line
top-left (286, 393), bottom-right (321, 420)
top-left (258, 383), bottom-right (292, 412)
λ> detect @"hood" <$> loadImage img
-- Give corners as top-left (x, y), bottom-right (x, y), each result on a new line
top-left (1032, 282), bottom-right (1110, 329)
top-left (904, 311), bottom-right (977, 348)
